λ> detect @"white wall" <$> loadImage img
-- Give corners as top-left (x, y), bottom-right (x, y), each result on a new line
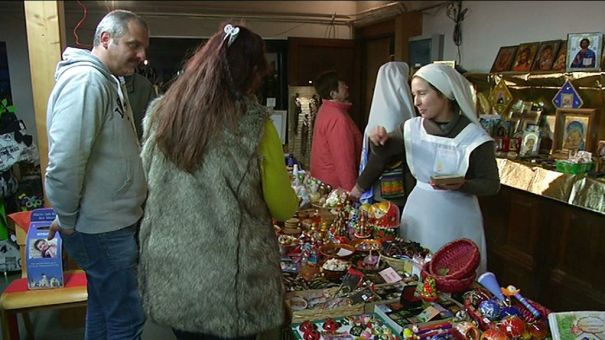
top-left (0, 4), bottom-right (37, 147)
top-left (422, 1), bottom-right (605, 72)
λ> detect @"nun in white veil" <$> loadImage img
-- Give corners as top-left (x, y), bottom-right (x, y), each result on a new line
top-left (356, 61), bottom-right (415, 204)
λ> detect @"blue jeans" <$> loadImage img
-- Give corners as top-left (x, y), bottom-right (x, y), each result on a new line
top-left (61, 225), bottom-right (145, 340)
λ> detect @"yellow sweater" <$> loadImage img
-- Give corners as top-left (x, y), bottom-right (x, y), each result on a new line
top-left (258, 120), bottom-right (298, 221)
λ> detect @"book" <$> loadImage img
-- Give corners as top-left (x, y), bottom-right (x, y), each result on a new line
top-left (430, 175), bottom-right (465, 186)
top-left (548, 311), bottom-right (605, 340)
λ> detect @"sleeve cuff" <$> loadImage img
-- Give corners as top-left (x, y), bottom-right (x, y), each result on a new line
top-left (54, 214), bottom-right (76, 230)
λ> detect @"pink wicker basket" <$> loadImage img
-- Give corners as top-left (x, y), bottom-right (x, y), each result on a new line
top-left (428, 238), bottom-right (480, 280)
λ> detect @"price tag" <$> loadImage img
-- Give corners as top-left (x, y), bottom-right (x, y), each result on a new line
top-left (379, 267), bottom-right (403, 283)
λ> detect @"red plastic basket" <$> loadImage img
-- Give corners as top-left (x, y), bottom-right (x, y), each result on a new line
top-left (428, 238), bottom-right (480, 280)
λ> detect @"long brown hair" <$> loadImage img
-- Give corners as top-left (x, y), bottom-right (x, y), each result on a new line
top-left (154, 23), bottom-right (268, 173)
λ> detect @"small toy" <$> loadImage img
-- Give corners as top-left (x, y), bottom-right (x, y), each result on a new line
top-left (502, 285), bottom-right (542, 320)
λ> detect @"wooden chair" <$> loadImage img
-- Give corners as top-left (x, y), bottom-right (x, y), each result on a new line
top-left (0, 211), bottom-right (87, 340)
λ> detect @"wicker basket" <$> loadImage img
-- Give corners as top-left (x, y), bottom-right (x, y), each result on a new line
top-left (287, 287), bottom-right (364, 323)
top-left (421, 262), bottom-right (476, 293)
top-left (428, 238), bottom-right (480, 280)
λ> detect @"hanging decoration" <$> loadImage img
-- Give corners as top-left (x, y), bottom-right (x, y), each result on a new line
top-left (446, 0), bottom-right (469, 65)
top-left (552, 80), bottom-right (583, 109)
top-left (489, 79), bottom-right (513, 115)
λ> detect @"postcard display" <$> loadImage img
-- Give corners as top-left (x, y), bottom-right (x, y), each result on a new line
top-left (25, 208), bottom-right (63, 289)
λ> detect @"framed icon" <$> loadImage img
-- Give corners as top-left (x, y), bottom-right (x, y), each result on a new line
top-left (566, 32), bottom-right (604, 72)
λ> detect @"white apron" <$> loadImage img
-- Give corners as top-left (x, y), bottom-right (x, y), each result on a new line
top-left (401, 117), bottom-right (492, 273)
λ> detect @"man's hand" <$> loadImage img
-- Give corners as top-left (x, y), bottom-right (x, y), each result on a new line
top-left (47, 219), bottom-right (74, 240)
top-left (349, 184), bottom-right (363, 200)
top-left (368, 126), bottom-right (388, 146)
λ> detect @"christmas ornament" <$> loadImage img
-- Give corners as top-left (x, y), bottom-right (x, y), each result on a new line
top-left (479, 299), bottom-right (501, 321)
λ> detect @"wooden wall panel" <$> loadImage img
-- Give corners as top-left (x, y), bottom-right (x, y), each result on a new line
top-left (480, 185), bottom-right (605, 311)
top-left (23, 1), bottom-right (65, 204)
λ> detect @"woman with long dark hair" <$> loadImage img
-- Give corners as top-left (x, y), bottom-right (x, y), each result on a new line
top-left (138, 23), bottom-right (298, 339)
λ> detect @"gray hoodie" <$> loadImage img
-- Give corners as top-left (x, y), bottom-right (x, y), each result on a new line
top-left (45, 47), bottom-right (147, 233)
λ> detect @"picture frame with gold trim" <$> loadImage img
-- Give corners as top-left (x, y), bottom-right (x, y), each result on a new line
top-left (553, 108), bottom-right (597, 154)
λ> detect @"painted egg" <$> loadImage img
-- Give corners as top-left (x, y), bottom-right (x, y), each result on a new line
top-left (479, 299), bottom-right (501, 321)
top-left (498, 315), bottom-right (526, 338)
top-left (480, 327), bottom-right (508, 340)
top-left (299, 321), bottom-right (316, 333)
top-left (528, 320), bottom-right (549, 339)
top-left (303, 330), bottom-right (321, 340)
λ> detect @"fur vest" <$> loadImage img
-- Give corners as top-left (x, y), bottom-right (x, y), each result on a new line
top-left (138, 97), bottom-right (284, 336)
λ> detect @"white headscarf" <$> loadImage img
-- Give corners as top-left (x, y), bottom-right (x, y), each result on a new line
top-left (413, 63), bottom-right (481, 126)
top-left (358, 61), bottom-right (415, 202)
top-left (364, 61), bottom-right (415, 135)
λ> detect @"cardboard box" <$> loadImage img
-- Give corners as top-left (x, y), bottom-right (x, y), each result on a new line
top-left (26, 208), bottom-right (63, 289)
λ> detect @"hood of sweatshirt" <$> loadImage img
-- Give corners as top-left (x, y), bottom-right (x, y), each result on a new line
top-left (55, 47), bottom-right (113, 82)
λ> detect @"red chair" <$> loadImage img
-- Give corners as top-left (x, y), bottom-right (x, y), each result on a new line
top-left (0, 211), bottom-right (87, 340)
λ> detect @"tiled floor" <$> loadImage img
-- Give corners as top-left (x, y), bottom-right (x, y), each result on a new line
top-left (0, 271), bottom-right (177, 340)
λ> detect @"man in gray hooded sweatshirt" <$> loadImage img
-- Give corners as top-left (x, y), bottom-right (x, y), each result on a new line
top-left (45, 9), bottom-right (149, 339)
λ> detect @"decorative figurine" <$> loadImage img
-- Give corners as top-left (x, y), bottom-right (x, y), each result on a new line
top-left (420, 276), bottom-right (439, 302)
top-left (370, 201), bottom-right (400, 240)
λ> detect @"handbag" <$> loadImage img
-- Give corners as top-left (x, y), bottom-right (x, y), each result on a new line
top-left (378, 160), bottom-right (405, 200)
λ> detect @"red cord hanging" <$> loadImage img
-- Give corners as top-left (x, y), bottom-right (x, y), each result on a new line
top-left (73, 0), bottom-right (92, 48)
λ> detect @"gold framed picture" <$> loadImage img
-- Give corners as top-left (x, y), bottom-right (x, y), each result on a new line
top-left (551, 40), bottom-right (567, 72)
top-left (519, 110), bottom-right (542, 132)
top-left (566, 32), bottom-right (604, 72)
top-left (553, 108), bottom-right (597, 153)
top-left (491, 45), bottom-right (518, 73)
top-left (511, 42), bottom-right (540, 72)
top-left (531, 40), bottom-right (562, 71)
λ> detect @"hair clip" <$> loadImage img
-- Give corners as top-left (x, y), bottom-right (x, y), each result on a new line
top-left (223, 24), bottom-right (240, 47)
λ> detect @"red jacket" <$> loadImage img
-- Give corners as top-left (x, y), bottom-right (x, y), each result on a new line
top-left (310, 100), bottom-right (362, 191)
